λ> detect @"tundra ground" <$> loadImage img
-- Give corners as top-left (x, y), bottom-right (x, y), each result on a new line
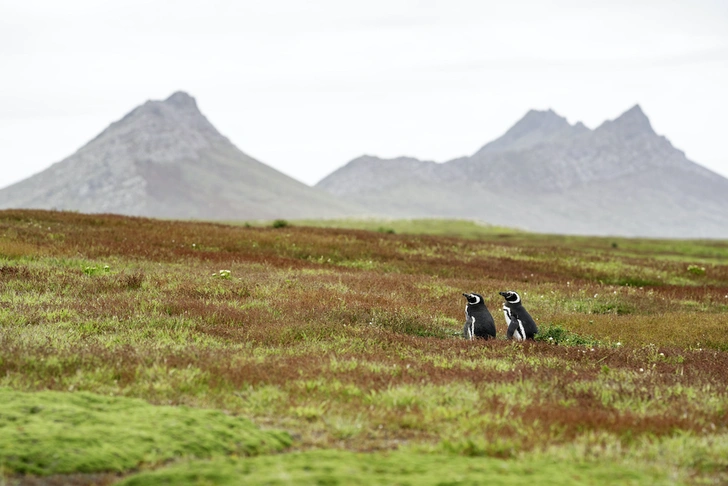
top-left (1, 210), bottom-right (727, 484)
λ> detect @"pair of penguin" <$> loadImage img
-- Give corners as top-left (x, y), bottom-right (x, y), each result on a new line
top-left (462, 291), bottom-right (538, 341)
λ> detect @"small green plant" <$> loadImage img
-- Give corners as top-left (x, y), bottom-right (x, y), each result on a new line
top-left (272, 219), bottom-right (289, 228)
top-left (377, 227), bottom-right (395, 234)
top-left (536, 324), bottom-right (601, 347)
top-left (687, 265), bottom-right (706, 276)
top-left (83, 264), bottom-right (110, 276)
top-left (290, 405), bottom-right (325, 422)
top-left (616, 276), bottom-right (657, 287)
top-left (591, 301), bottom-right (633, 315)
top-left (212, 269), bottom-right (231, 279)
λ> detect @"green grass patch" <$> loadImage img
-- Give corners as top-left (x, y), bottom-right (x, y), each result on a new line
top-left (117, 449), bottom-right (674, 486)
top-left (0, 388), bottom-right (292, 476)
top-left (294, 218), bottom-right (521, 238)
top-left (536, 325), bottom-right (602, 347)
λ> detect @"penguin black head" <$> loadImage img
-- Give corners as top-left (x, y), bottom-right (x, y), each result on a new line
top-left (499, 291), bottom-right (521, 304)
top-left (463, 293), bottom-right (484, 306)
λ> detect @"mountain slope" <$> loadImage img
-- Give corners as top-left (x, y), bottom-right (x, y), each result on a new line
top-left (0, 92), bottom-right (366, 220)
top-left (317, 106), bottom-right (728, 237)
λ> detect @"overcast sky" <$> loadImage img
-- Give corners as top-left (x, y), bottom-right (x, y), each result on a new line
top-left (1, 0), bottom-right (727, 189)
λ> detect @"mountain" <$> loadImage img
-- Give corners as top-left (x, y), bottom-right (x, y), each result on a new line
top-left (0, 92), bottom-right (366, 220)
top-left (317, 106), bottom-right (728, 238)
top-left (473, 108), bottom-right (589, 155)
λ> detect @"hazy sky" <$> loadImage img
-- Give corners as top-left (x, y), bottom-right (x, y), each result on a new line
top-left (1, 0), bottom-right (727, 189)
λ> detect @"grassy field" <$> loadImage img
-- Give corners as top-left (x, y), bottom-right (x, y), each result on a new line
top-left (1, 210), bottom-right (727, 485)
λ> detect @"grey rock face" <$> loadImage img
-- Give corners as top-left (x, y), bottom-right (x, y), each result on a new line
top-left (94, 91), bottom-right (226, 166)
top-left (317, 105), bottom-right (728, 238)
top-left (474, 108), bottom-right (587, 155)
top-left (0, 92), bottom-right (367, 220)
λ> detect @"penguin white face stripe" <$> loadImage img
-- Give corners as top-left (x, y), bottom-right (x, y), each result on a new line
top-left (465, 294), bottom-right (481, 305)
top-left (499, 291), bottom-right (520, 304)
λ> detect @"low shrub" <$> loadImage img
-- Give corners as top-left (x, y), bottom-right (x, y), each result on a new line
top-left (536, 324), bottom-right (602, 347)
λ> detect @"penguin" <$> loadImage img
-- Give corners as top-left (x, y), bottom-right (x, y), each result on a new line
top-left (462, 293), bottom-right (496, 340)
top-left (499, 290), bottom-right (538, 341)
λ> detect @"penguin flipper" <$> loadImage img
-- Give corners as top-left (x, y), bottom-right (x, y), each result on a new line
top-left (506, 322), bottom-right (516, 340)
top-left (463, 316), bottom-right (474, 340)
top-left (506, 311), bottom-right (526, 341)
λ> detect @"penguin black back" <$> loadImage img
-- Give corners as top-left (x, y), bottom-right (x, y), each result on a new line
top-left (462, 293), bottom-right (496, 340)
top-left (499, 290), bottom-right (538, 340)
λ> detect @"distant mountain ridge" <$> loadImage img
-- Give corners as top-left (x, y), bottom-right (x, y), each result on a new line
top-left (3, 93), bottom-right (726, 237)
top-left (316, 105), bottom-right (728, 238)
top-left (0, 92), bottom-right (366, 220)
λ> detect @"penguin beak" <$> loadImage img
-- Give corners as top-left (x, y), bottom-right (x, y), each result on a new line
top-left (462, 293), bottom-right (469, 298)
top-left (499, 292), bottom-right (507, 297)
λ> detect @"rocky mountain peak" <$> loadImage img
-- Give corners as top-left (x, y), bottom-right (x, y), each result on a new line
top-left (473, 108), bottom-right (581, 156)
top-left (81, 91), bottom-right (228, 167)
top-left (616, 104), bottom-right (650, 126)
top-left (130, 91), bottom-right (211, 129)
top-left (164, 91), bottom-right (198, 109)
top-left (597, 104), bottom-right (655, 136)
top-left (620, 103), bottom-right (647, 118)
top-left (517, 108), bottom-right (568, 129)
top-left (496, 109), bottom-right (571, 144)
